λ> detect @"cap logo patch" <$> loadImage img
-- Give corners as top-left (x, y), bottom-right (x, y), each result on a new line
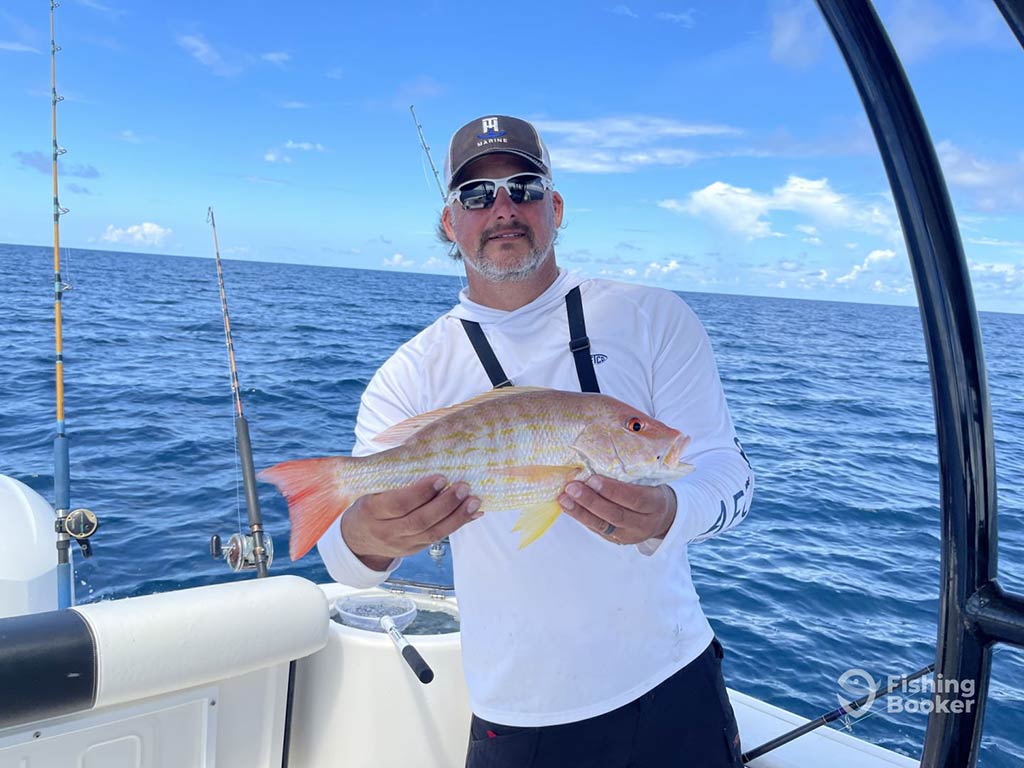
top-left (477, 117), bottom-right (506, 140)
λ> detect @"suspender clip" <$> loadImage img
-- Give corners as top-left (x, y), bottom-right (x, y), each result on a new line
top-left (569, 336), bottom-right (591, 354)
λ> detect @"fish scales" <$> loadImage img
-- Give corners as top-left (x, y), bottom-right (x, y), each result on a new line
top-left (260, 387), bottom-right (693, 559)
top-left (352, 391), bottom-right (584, 509)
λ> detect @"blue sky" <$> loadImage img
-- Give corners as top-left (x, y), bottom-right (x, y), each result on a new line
top-left (2, 0), bottom-right (1022, 313)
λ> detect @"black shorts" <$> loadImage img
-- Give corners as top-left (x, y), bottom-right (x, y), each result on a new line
top-left (465, 638), bottom-right (743, 768)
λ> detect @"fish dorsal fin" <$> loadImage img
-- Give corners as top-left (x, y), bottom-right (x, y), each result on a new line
top-left (374, 386), bottom-right (552, 448)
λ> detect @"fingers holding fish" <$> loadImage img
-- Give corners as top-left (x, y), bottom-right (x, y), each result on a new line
top-left (371, 474), bottom-right (450, 519)
top-left (558, 476), bottom-right (677, 545)
top-left (421, 493), bottom-right (484, 545)
top-left (400, 481), bottom-right (483, 538)
top-left (342, 476), bottom-right (483, 563)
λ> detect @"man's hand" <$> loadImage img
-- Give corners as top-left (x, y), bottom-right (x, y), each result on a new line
top-left (557, 475), bottom-right (676, 545)
top-left (341, 475), bottom-right (482, 570)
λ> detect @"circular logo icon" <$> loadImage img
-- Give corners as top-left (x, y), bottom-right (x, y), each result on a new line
top-left (837, 668), bottom-right (879, 718)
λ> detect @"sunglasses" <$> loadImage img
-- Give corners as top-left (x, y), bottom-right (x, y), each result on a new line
top-left (447, 173), bottom-right (552, 210)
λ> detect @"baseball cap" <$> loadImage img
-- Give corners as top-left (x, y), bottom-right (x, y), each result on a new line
top-left (443, 115), bottom-right (552, 190)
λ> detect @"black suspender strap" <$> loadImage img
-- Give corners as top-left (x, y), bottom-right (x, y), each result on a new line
top-left (459, 286), bottom-right (600, 393)
top-left (565, 286), bottom-right (600, 393)
top-left (460, 319), bottom-right (513, 388)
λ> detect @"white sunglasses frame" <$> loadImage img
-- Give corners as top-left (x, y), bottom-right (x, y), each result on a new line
top-left (445, 173), bottom-right (553, 209)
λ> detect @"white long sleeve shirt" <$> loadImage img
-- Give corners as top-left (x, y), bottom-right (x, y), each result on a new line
top-left (318, 269), bottom-right (753, 726)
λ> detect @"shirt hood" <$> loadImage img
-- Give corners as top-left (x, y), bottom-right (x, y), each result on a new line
top-left (447, 268), bottom-right (587, 325)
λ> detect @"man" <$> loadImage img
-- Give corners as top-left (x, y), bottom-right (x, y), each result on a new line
top-left (318, 115), bottom-right (753, 767)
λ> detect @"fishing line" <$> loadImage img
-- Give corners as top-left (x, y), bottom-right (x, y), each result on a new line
top-left (420, 155), bottom-right (435, 196)
top-left (229, 385), bottom-right (243, 537)
top-left (214, 270), bottom-right (244, 538)
top-left (61, 245), bottom-right (73, 291)
top-left (409, 104), bottom-right (466, 292)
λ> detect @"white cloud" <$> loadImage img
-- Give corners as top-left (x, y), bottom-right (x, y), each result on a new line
top-left (422, 256), bottom-right (456, 271)
top-left (870, 278), bottom-right (911, 295)
top-left (0, 42), bottom-right (39, 53)
top-left (936, 140), bottom-right (1024, 211)
top-left (619, 148), bottom-right (703, 166)
top-left (836, 248), bottom-right (898, 284)
top-left (937, 141), bottom-right (1000, 188)
top-left (770, 5), bottom-right (826, 69)
top-left (535, 116), bottom-right (741, 174)
top-left (772, 176), bottom-right (848, 223)
top-left (797, 269), bottom-right (830, 290)
top-left (280, 100), bottom-right (308, 109)
top-left (73, 0), bottom-right (123, 15)
top-left (102, 222), bottom-right (172, 247)
top-left (176, 34), bottom-right (239, 77)
top-left (263, 150), bottom-right (291, 164)
top-left (547, 149), bottom-right (627, 174)
top-left (968, 260), bottom-right (1023, 290)
top-left (119, 129), bottom-right (142, 144)
top-left (656, 11), bottom-right (696, 27)
top-left (797, 223), bottom-right (822, 245)
top-left (261, 51), bottom-right (290, 65)
top-left (644, 259), bottom-right (681, 278)
top-left (537, 116), bottom-right (740, 149)
top-left (394, 75), bottom-right (444, 105)
top-left (661, 182), bottom-right (778, 240)
top-left (600, 266), bottom-right (640, 279)
top-left (243, 175), bottom-right (288, 186)
top-left (661, 175), bottom-right (900, 241)
top-left (285, 140), bottom-right (326, 152)
top-left (611, 5), bottom-right (639, 18)
top-left (264, 140), bottom-right (327, 164)
top-left (881, 0), bottom-right (1006, 63)
top-left (383, 254), bottom-right (414, 268)
top-left (967, 236), bottom-right (1024, 249)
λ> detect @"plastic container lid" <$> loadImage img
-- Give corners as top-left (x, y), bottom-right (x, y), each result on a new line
top-left (333, 594), bottom-right (417, 632)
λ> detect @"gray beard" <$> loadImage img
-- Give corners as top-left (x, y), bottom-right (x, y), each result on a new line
top-left (464, 226), bottom-right (554, 283)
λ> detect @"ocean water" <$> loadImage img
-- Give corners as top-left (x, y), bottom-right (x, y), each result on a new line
top-left (1, 243), bottom-right (1022, 766)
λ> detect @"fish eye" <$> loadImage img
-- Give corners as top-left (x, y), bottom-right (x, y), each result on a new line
top-left (626, 417), bottom-right (644, 432)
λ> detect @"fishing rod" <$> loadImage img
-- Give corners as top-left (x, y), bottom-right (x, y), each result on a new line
top-left (741, 662), bottom-right (935, 763)
top-left (50, 0), bottom-right (98, 610)
top-left (206, 207), bottom-right (272, 577)
top-left (409, 104), bottom-right (453, 564)
top-left (409, 104), bottom-right (446, 202)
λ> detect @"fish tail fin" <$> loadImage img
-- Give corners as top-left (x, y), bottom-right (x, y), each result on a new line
top-left (512, 501), bottom-right (563, 549)
top-left (259, 456), bottom-right (356, 561)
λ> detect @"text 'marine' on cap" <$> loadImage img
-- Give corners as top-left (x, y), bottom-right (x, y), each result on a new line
top-left (444, 115), bottom-right (552, 191)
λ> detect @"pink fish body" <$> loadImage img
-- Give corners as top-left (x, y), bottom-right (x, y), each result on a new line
top-left (260, 386), bottom-right (692, 560)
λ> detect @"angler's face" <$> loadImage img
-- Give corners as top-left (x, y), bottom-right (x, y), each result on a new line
top-left (442, 154), bottom-right (563, 282)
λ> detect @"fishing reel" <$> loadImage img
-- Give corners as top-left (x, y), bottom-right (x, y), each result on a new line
top-left (209, 531), bottom-right (274, 573)
top-left (57, 508), bottom-right (99, 558)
